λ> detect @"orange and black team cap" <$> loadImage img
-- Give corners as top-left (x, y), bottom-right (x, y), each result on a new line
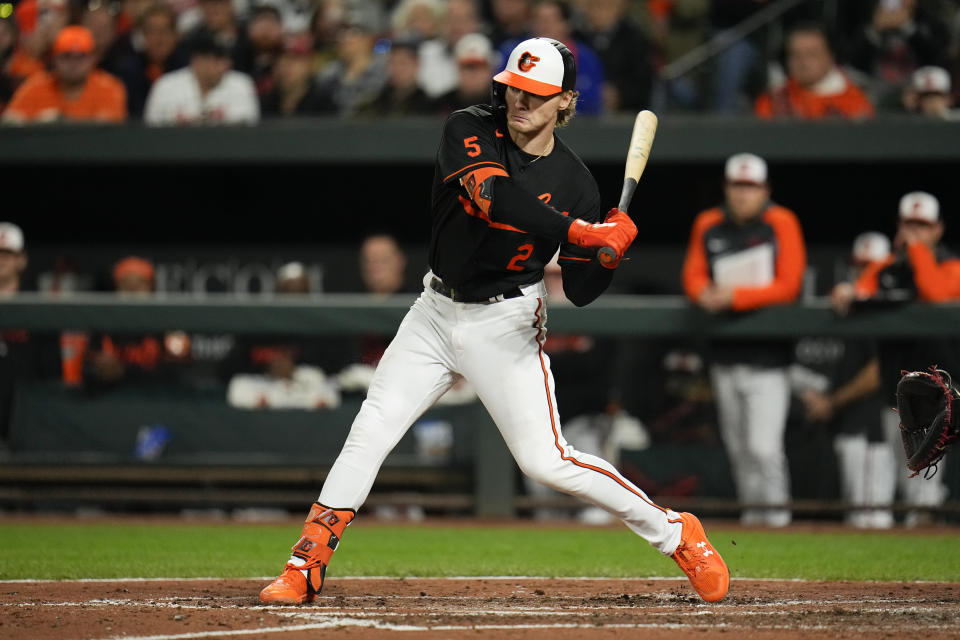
top-left (492, 37), bottom-right (576, 100)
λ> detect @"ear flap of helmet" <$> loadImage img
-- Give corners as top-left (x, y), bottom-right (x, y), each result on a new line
top-left (491, 80), bottom-right (507, 113)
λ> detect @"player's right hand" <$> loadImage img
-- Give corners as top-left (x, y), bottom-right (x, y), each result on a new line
top-left (566, 208), bottom-right (637, 255)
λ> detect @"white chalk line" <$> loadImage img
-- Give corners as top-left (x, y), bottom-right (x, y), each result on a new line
top-left (93, 620), bottom-right (734, 640)
top-left (6, 595), bottom-right (954, 624)
top-left (89, 614), bottom-right (960, 640)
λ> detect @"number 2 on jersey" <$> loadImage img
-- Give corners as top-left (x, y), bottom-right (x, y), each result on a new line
top-left (506, 243), bottom-right (534, 271)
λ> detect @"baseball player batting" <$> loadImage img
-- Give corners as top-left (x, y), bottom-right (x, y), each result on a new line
top-left (259, 37), bottom-right (729, 605)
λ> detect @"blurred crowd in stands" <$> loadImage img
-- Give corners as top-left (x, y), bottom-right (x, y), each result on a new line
top-left (2, 0), bottom-right (960, 123)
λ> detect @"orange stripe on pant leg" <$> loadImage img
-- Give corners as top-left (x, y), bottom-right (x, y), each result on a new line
top-left (533, 298), bottom-right (675, 517)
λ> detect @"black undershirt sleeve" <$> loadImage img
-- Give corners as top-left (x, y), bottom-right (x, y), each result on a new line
top-left (559, 256), bottom-right (615, 307)
top-left (490, 176), bottom-right (574, 242)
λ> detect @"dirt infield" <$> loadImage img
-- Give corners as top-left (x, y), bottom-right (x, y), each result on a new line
top-left (3, 577), bottom-right (960, 639)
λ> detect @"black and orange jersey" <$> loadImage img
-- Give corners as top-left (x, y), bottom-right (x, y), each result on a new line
top-left (682, 202), bottom-right (806, 311)
top-left (855, 243), bottom-right (960, 302)
top-left (430, 104), bottom-right (603, 298)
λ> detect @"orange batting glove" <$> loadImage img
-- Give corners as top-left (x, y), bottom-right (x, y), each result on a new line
top-left (567, 208), bottom-right (637, 251)
top-left (567, 209), bottom-right (637, 268)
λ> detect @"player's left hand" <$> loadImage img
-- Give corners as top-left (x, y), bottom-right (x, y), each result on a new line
top-left (567, 209), bottom-right (637, 261)
top-left (597, 208), bottom-right (637, 269)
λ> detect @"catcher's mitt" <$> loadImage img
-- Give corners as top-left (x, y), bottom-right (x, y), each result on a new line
top-left (896, 366), bottom-right (960, 477)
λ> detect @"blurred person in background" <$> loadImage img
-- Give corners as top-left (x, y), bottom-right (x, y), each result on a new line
top-left (0, 15), bottom-right (31, 111)
top-left (640, 0), bottom-right (708, 65)
top-left (335, 233), bottom-right (415, 395)
top-left (81, 0), bottom-right (121, 68)
top-left (487, 0), bottom-right (530, 49)
top-left (14, 0), bottom-right (69, 67)
top-left (114, 0), bottom-right (153, 37)
top-left (0, 223), bottom-right (27, 297)
top-left (682, 153), bottom-right (807, 527)
top-left (832, 192), bottom-right (960, 312)
top-left (314, 5), bottom-right (387, 115)
top-left (1, 6), bottom-right (45, 102)
top-left (831, 192), bottom-right (960, 526)
top-left (178, 0), bottom-right (254, 74)
top-left (246, 4), bottom-right (285, 97)
top-left (705, 0), bottom-right (771, 113)
top-left (0, 222), bottom-right (29, 446)
top-left (359, 232), bottom-right (411, 299)
top-left (755, 21), bottom-right (874, 120)
top-left (791, 232), bottom-right (894, 529)
top-left (390, 0), bottom-right (443, 40)
top-left (580, 0), bottom-right (655, 113)
top-left (68, 256), bottom-right (182, 394)
top-left (308, 0), bottom-right (347, 74)
top-left (144, 30), bottom-right (259, 124)
top-left (637, 0), bottom-right (709, 111)
top-left (107, 2), bottom-right (188, 118)
top-left (416, 0), bottom-right (484, 99)
top-left (261, 33), bottom-right (334, 116)
top-left (3, 25), bottom-right (127, 123)
top-left (226, 261), bottom-right (340, 410)
top-left (355, 35), bottom-right (433, 116)
top-left (845, 0), bottom-right (950, 110)
top-left (0, 223), bottom-right (58, 455)
top-left (503, 0), bottom-right (601, 115)
top-left (902, 64), bottom-right (958, 119)
top-left (433, 31), bottom-right (497, 115)
top-left (266, 0), bottom-right (316, 35)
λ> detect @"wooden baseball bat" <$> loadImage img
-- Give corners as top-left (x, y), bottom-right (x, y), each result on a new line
top-left (597, 110), bottom-right (659, 266)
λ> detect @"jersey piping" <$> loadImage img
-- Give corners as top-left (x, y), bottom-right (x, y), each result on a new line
top-left (443, 160), bottom-right (508, 184)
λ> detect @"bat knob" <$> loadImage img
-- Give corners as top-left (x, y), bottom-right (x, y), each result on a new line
top-left (597, 247), bottom-right (618, 266)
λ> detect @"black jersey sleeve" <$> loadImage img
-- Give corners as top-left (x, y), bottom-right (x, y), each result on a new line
top-left (491, 178), bottom-right (578, 242)
top-left (557, 179), bottom-right (614, 307)
top-left (437, 110), bottom-right (508, 185)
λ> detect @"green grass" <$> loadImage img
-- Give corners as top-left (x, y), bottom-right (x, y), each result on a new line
top-left (0, 522), bottom-right (957, 582)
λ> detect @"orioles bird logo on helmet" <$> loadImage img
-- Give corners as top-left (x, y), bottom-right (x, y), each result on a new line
top-left (517, 51), bottom-right (540, 72)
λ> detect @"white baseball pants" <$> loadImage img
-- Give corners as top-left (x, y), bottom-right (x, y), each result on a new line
top-left (710, 363), bottom-right (792, 527)
top-left (319, 272), bottom-right (683, 555)
top-left (833, 433), bottom-right (896, 529)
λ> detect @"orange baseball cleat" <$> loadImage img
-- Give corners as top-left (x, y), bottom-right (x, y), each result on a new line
top-left (259, 503), bottom-right (355, 605)
top-left (670, 512), bottom-right (729, 602)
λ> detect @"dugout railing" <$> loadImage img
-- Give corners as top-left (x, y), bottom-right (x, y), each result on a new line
top-left (2, 293), bottom-right (959, 521)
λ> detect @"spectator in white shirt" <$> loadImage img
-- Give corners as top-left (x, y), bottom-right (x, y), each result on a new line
top-left (144, 31), bottom-right (259, 124)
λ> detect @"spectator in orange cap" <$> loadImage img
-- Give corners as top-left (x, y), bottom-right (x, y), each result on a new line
top-left (112, 256), bottom-right (155, 295)
top-left (69, 256), bottom-right (179, 393)
top-left (2, 25), bottom-right (127, 123)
